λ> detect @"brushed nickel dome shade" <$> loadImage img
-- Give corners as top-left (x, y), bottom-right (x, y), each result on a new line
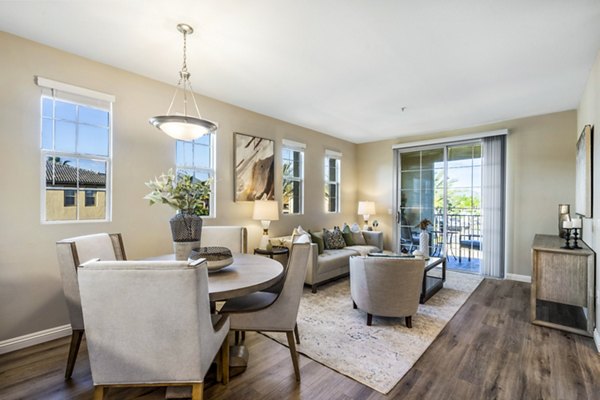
top-left (149, 23), bottom-right (217, 141)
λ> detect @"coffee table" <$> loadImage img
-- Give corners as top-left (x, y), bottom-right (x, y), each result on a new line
top-left (420, 257), bottom-right (446, 304)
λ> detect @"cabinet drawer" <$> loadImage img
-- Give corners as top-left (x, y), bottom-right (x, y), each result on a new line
top-left (535, 251), bottom-right (587, 307)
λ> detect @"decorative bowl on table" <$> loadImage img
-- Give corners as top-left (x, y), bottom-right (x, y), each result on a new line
top-left (189, 246), bottom-right (234, 272)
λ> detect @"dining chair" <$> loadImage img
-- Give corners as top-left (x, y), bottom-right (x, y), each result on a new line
top-left (219, 243), bottom-right (311, 381)
top-left (78, 258), bottom-right (230, 400)
top-left (201, 226), bottom-right (248, 253)
top-left (56, 233), bottom-right (126, 379)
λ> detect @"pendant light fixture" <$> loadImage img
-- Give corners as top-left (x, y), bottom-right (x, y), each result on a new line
top-left (149, 23), bottom-right (217, 141)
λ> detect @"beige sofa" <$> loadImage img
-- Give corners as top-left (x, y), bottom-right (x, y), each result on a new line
top-left (272, 230), bottom-right (383, 293)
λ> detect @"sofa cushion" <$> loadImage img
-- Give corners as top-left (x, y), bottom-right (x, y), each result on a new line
top-left (323, 228), bottom-right (346, 250)
top-left (345, 245), bottom-right (380, 256)
top-left (318, 248), bottom-right (359, 273)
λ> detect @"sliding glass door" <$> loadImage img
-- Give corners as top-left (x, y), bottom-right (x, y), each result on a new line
top-left (396, 142), bottom-right (483, 273)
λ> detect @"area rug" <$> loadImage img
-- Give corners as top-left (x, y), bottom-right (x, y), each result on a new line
top-left (263, 270), bottom-right (484, 394)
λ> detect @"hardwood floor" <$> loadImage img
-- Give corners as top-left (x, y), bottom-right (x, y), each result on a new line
top-left (1, 279), bottom-right (599, 399)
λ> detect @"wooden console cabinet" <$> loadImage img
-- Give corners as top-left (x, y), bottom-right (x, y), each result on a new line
top-left (531, 234), bottom-right (595, 336)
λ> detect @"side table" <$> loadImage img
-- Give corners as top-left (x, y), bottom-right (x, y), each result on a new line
top-left (254, 246), bottom-right (289, 259)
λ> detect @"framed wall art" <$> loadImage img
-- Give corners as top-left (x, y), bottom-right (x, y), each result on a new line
top-left (234, 132), bottom-right (275, 201)
top-left (575, 124), bottom-right (593, 217)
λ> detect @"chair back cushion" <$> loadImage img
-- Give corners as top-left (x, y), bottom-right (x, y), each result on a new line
top-left (201, 226), bottom-right (248, 253)
top-left (56, 233), bottom-right (121, 329)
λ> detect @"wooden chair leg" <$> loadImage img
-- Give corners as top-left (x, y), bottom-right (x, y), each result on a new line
top-left (234, 330), bottom-right (240, 345)
top-left (191, 382), bottom-right (203, 400)
top-left (294, 323), bottom-right (300, 344)
top-left (221, 335), bottom-right (229, 384)
top-left (65, 329), bottom-right (84, 379)
top-left (406, 316), bottom-right (412, 328)
top-left (367, 313), bottom-right (373, 326)
top-left (286, 331), bottom-right (301, 381)
top-left (93, 386), bottom-right (105, 400)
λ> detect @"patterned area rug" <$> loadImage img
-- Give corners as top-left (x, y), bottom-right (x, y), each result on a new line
top-left (263, 270), bottom-right (483, 394)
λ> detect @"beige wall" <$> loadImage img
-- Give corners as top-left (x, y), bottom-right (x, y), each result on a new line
top-left (577, 49), bottom-right (600, 344)
top-left (0, 32), bottom-right (357, 341)
top-left (357, 110), bottom-right (576, 277)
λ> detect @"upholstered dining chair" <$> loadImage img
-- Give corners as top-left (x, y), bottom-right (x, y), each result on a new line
top-left (56, 233), bottom-right (126, 379)
top-left (219, 243), bottom-right (311, 381)
top-left (350, 256), bottom-right (424, 327)
top-left (78, 258), bottom-right (230, 400)
top-left (201, 226), bottom-right (248, 253)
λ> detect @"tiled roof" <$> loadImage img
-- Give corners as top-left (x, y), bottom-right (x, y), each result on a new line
top-left (46, 161), bottom-right (106, 188)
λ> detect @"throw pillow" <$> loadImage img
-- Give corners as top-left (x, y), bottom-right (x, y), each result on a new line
top-left (293, 233), bottom-right (311, 244)
top-left (323, 228), bottom-right (346, 250)
top-left (341, 224), bottom-right (355, 246)
top-left (293, 225), bottom-right (309, 236)
top-left (309, 230), bottom-right (325, 254)
top-left (351, 231), bottom-right (367, 245)
top-left (350, 223), bottom-right (361, 232)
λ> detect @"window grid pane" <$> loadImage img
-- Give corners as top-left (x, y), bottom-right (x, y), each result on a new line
top-left (42, 93), bottom-right (111, 223)
top-left (282, 147), bottom-right (304, 215)
top-left (324, 156), bottom-right (341, 213)
top-left (175, 134), bottom-right (215, 217)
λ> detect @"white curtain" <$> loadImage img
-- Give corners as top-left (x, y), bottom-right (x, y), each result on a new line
top-left (481, 136), bottom-right (506, 278)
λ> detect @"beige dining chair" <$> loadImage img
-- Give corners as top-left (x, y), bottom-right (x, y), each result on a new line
top-left (56, 233), bottom-right (126, 379)
top-left (220, 243), bottom-right (311, 381)
top-left (350, 256), bottom-right (424, 327)
top-left (201, 226), bottom-right (248, 253)
top-left (78, 258), bottom-right (229, 400)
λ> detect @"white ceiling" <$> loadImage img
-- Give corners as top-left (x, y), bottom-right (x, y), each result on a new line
top-left (1, 1), bottom-right (600, 143)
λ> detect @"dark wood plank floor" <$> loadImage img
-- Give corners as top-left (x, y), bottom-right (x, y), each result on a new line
top-left (1, 279), bottom-right (599, 399)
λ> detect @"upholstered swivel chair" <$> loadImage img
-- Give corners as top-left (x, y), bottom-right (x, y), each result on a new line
top-left (78, 259), bottom-right (230, 400)
top-left (350, 256), bottom-right (424, 327)
top-left (220, 243), bottom-right (311, 381)
top-left (56, 233), bottom-right (126, 379)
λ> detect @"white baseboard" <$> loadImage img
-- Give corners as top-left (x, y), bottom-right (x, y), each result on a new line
top-left (505, 273), bottom-right (531, 283)
top-left (594, 329), bottom-right (600, 352)
top-left (0, 324), bottom-right (72, 355)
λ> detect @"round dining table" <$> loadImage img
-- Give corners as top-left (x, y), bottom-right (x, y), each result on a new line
top-left (148, 252), bottom-right (284, 301)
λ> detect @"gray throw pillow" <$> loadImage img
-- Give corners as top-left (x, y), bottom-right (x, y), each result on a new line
top-left (351, 231), bottom-right (367, 245)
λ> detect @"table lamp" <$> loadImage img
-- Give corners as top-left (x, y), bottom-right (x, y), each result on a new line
top-left (253, 200), bottom-right (279, 250)
top-left (357, 201), bottom-right (376, 230)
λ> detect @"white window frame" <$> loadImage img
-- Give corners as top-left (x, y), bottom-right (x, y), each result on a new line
top-left (324, 149), bottom-right (342, 213)
top-left (282, 139), bottom-right (305, 215)
top-left (175, 133), bottom-right (217, 218)
top-left (37, 77), bottom-right (114, 224)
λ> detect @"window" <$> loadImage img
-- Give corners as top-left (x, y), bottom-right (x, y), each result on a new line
top-left (282, 139), bottom-right (305, 215)
top-left (324, 150), bottom-right (342, 213)
top-left (64, 190), bottom-right (76, 207)
top-left (38, 77), bottom-right (114, 222)
top-left (176, 133), bottom-right (216, 217)
top-left (85, 190), bottom-right (96, 207)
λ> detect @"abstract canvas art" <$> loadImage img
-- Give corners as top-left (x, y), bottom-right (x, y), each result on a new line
top-left (234, 132), bottom-right (275, 201)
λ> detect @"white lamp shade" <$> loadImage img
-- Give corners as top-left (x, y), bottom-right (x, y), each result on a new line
top-left (253, 200), bottom-right (279, 221)
top-left (357, 201), bottom-right (376, 216)
top-left (149, 115), bottom-right (217, 141)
